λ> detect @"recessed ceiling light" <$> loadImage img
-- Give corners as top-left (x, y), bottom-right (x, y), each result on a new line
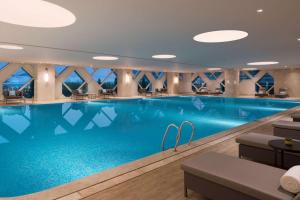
top-left (247, 61), bottom-right (279, 66)
top-left (193, 30), bottom-right (248, 43)
top-left (0, 0), bottom-right (76, 28)
top-left (93, 56), bottom-right (119, 61)
top-left (152, 54), bottom-right (176, 59)
top-left (242, 67), bottom-right (257, 71)
top-left (207, 67), bottom-right (222, 71)
top-left (0, 44), bottom-right (23, 50)
top-left (256, 9), bottom-right (263, 13)
top-left (297, 38), bottom-right (300, 41)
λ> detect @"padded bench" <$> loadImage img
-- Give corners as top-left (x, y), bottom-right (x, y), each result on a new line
top-left (236, 132), bottom-right (300, 169)
top-left (181, 152), bottom-right (299, 200)
top-left (292, 112), bottom-right (300, 122)
top-left (273, 121), bottom-right (300, 140)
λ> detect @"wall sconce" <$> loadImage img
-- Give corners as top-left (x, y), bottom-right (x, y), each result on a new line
top-left (173, 75), bottom-right (179, 84)
top-left (125, 72), bottom-right (130, 84)
top-left (44, 68), bottom-right (49, 82)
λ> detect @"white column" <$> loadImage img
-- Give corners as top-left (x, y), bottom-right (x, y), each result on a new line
top-left (178, 73), bottom-right (193, 94)
top-left (116, 69), bottom-right (138, 97)
top-left (35, 64), bottom-right (56, 101)
top-left (167, 72), bottom-right (179, 95)
top-left (224, 69), bottom-right (239, 97)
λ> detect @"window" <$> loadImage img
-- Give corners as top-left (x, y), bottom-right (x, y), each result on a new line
top-left (248, 70), bottom-right (260, 77)
top-left (152, 72), bottom-right (165, 80)
top-left (255, 73), bottom-right (274, 95)
top-left (239, 71), bottom-right (251, 81)
top-left (214, 72), bottom-right (222, 79)
top-left (55, 65), bottom-right (67, 77)
top-left (85, 67), bottom-right (94, 75)
top-left (132, 70), bottom-right (141, 79)
top-left (192, 76), bottom-right (206, 92)
top-left (62, 71), bottom-right (85, 97)
top-left (138, 75), bottom-right (152, 91)
top-left (93, 68), bottom-right (117, 90)
top-left (204, 72), bottom-right (222, 80)
top-left (3, 67), bottom-right (34, 98)
top-left (163, 79), bottom-right (167, 89)
top-left (220, 80), bottom-right (225, 92)
top-left (0, 61), bottom-right (8, 71)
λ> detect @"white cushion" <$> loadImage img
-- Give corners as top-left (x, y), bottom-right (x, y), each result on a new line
top-left (280, 166), bottom-right (300, 194)
top-left (9, 91), bottom-right (16, 96)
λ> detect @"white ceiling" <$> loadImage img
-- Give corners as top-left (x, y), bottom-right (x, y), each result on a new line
top-left (0, 0), bottom-right (299, 72)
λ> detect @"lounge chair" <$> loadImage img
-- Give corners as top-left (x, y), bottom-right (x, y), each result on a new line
top-left (292, 112), bottom-right (300, 122)
top-left (276, 88), bottom-right (289, 98)
top-left (72, 89), bottom-right (88, 100)
top-left (196, 87), bottom-right (209, 95)
top-left (236, 132), bottom-right (300, 169)
top-left (210, 88), bottom-right (223, 95)
top-left (138, 88), bottom-right (154, 96)
top-left (3, 90), bottom-right (25, 104)
top-left (255, 87), bottom-right (268, 97)
top-left (99, 89), bottom-right (115, 99)
top-left (273, 121), bottom-right (300, 140)
top-left (181, 152), bottom-right (299, 200)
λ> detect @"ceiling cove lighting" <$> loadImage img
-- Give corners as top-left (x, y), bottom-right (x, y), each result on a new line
top-left (242, 68), bottom-right (258, 71)
top-left (0, 44), bottom-right (23, 50)
top-left (0, 0), bottom-right (76, 28)
top-left (207, 67), bottom-right (222, 71)
top-left (247, 61), bottom-right (279, 66)
top-left (193, 30), bottom-right (248, 43)
top-left (152, 54), bottom-right (176, 59)
top-left (93, 56), bottom-right (119, 61)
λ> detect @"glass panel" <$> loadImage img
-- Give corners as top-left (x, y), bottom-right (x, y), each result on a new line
top-left (22, 81), bottom-right (34, 98)
top-left (255, 73), bottom-right (274, 94)
top-left (132, 70), bottom-right (141, 78)
top-left (152, 72), bottom-right (165, 80)
top-left (192, 76), bottom-right (206, 92)
top-left (63, 71), bottom-right (84, 90)
top-left (163, 79), bottom-right (167, 89)
top-left (101, 71), bottom-right (117, 90)
top-left (204, 72), bottom-right (216, 80)
top-left (92, 68), bottom-right (113, 84)
top-left (138, 75), bottom-right (152, 91)
top-left (248, 70), bottom-right (260, 77)
top-left (0, 61), bottom-right (8, 71)
top-left (220, 80), bottom-right (225, 92)
top-left (55, 65), bottom-right (67, 77)
top-left (214, 72), bottom-right (222, 79)
top-left (85, 67), bottom-right (94, 75)
top-left (239, 71), bottom-right (251, 81)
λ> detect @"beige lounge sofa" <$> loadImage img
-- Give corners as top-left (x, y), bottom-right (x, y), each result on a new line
top-left (181, 152), bottom-right (300, 200)
top-left (273, 121), bottom-right (300, 140)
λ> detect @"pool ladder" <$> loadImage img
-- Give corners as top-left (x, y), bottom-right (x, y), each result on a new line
top-left (161, 121), bottom-right (195, 151)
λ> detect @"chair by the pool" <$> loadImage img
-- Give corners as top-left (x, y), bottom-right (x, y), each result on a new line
top-left (72, 89), bottom-right (88, 100)
top-left (3, 90), bottom-right (25, 104)
top-left (255, 87), bottom-right (268, 97)
top-left (275, 88), bottom-right (289, 98)
top-left (181, 152), bottom-right (299, 200)
top-left (196, 87), bottom-right (209, 95)
top-left (292, 112), bottom-right (300, 122)
top-left (273, 121), bottom-right (300, 140)
top-left (236, 132), bottom-right (300, 169)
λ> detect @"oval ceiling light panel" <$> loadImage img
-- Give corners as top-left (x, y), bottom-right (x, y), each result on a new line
top-left (0, 44), bottom-right (23, 50)
top-left (93, 56), bottom-right (119, 61)
top-left (247, 61), bottom-right (279, 66)
top-left (0, 0), bottom-right (76, 28)
top-left (193, 30), bottom-right (248, 43)
top-left (242, 67), bottom-right (258, 71)
top-left (152, 54), bottom-right (176, 59)
top-left (207, 67), bottom-right (222, 71)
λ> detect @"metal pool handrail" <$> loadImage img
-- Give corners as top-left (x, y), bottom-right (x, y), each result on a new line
top-left (161, 121), bottom-right (195, 152)
top-left (161, 124), bottom-right (179, 151)
top-left (174, 120), bottom-right (195, 152)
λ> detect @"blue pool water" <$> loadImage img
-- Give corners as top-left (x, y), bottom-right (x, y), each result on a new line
top-left (0, 96), bottom-right (300, 197)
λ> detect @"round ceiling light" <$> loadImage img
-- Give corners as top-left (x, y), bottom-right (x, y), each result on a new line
top-left (152, 54), bottom-right (176, 59)
top-left (193, 30), bottom-right (248, 43)
top-left (256, 9), bottom-right (263, 13)
top-left (297, 38), bottom-right (300, 41)
top-left (0, 0), bottom-right (76, 28)
top-left (247, 61), bottom-right (279, 66)
top-left (0, 44), bottom-right (23, 50)
top-left (93, 56), bottom-right (119, 61)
